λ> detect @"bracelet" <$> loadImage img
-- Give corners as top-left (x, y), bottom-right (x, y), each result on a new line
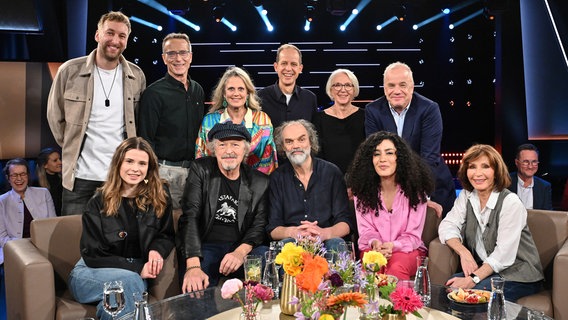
top-left (185, 265), bottom-right (201, 273)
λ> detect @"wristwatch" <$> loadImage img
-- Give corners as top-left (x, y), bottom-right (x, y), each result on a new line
top-left (470, 273), bottom-right (481, 284)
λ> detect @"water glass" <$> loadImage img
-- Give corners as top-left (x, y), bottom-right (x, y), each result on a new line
top-left (133, 291), bottom-right (151, 320)
top-left (103, 281), bottom-right (125, 319)
top-left (488, 277), bottom-right (507, 320)
top-left (338, 241), bottom-right (355, 260)
top-left (244, 255), bottom-right (262, 282)
top-left (263, 251), bottom-right (280, 299)
top-left (414, 256), bottom-right (431, 306)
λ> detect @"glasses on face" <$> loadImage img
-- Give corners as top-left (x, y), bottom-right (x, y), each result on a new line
top-left (9, 172), bottom-right (28, 179)
top-left (331, 83), bottom-right (355, 91)
top-left (520, 160), bottom-right (539, 167)
top-left (163, 50), bottom-right (191, 59)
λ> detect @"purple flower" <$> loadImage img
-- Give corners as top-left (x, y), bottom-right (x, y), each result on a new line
top-left (329, 272), bottom-right (344, 287)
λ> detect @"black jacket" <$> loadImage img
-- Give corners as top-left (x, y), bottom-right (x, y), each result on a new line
top-left (177, 157), bottom-right (269, 260)
top-left (80, 187), bottom-right (175, 273)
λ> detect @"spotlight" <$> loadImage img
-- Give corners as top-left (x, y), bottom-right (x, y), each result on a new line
top-left (396, 4), bottom-right (406, 21)
top-left (306, 5), bottom-right (315, 22)
top-left (213, 4), bottom-right (225, 22)
top-left (483, 7), bottom-right (495, 20)
top-left (166, 0), bottom-right (190, 15)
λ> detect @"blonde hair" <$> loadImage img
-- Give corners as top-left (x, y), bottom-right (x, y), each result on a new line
top-left (100, 137), bottom-right (168, 217)
top-left (209, 66), bottom-right (261, 113)
top-left (97, 11), bottom-right (131, 34)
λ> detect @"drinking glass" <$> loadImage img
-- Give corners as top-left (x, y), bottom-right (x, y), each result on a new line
top-left (103, 281), bottom-right (126, 319)
top-left (527, 309), bottom-right (546, 320)
top-left (488, 277), bottom-right (507, 320)
top-left (338, 241), bottom-right (355, 260)
top-left (324, 251), bottom-right (337, 266)
top-left (244, 255), bottom-right (262, 282)
top-left (270, 241), bottom-right (283, 275)
top-left (263, 251), bottom-right (280, 298)
top-left (414, 256), bottom-right (431, 306)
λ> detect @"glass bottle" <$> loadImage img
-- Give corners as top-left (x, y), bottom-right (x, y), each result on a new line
top-left (133, 291), bottom-right (151, 320)
top-left (487, 277), bottom-right (507, 320)
top-left (414, 256), bottom-right (431, 306)
top-left (263, 250), bottom-right (280, 299)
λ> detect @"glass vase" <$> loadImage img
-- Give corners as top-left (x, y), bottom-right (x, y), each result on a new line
top-left (239, 311), bottom-right (261, 320)
top-left (280, 273), bottom-right (300, 315)
top-left (359, 287), bottom-right (381, 320)
top-left (381, 314), bottom-right (406, 320)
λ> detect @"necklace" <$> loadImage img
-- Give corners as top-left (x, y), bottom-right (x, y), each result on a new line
top-left (95, 64), bottom-right (118, 107)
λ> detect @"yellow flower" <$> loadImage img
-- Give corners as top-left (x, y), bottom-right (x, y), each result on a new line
top-left (362, 251), bottom-right (388, 271)
top-left (275, 242), bottom-right (305, 276)
top-left (319, 314), bottom-right (335, 320)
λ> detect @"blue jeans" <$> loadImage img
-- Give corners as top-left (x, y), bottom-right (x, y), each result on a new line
top-left (184, 243), bottom-right (268, 287)
top-left (68, 258), bottom-right (147, 320)
top-left (62, 178), bottom-right (103, 215)
top-left (451, 272), bottom-right (542, 302)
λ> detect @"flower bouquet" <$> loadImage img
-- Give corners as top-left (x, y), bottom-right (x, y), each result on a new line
top-left (221, 279), bottom-right (274, 320)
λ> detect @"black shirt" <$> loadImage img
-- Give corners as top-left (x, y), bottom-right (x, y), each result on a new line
top-left (257, 82), bottom-right (318, 128)
top-left (137, 72), bottom-right (206, 162)
top-left (205, 175), bottom-right (241, 243)
top-left (46, 173), bottom-right (62, 216)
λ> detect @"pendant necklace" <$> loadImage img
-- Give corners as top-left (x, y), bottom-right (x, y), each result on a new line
top-left (95, 63), bottom-right (118, 107)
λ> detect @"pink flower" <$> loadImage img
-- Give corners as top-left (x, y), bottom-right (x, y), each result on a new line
top-left (390, 286), bottom-right (423, 314)
top-left (253, 283), bottom-right (275, 301)
top-left (221, 278), bottom-right (243, 299)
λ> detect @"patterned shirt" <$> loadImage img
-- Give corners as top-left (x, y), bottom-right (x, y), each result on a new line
top-left (195, 108), bottom-right (278, 174)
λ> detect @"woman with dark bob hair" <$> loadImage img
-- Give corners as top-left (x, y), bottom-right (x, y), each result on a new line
top-left (438, 144), bottom-right (543, 301)
top-left (68, 137), bottom-right (175, 319)
top-left (347, 131), bottom-right (434, 280)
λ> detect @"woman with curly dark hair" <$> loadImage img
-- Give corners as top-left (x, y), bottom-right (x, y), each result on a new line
top-left (347, 131), bottom-right (434, 280)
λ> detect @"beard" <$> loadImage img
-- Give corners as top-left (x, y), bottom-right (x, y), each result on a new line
top-left (286, 148), bottom-right (310, 166)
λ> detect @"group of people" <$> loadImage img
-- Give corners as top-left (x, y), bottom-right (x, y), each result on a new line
top-left (0, 10), bottom-right (553, 319)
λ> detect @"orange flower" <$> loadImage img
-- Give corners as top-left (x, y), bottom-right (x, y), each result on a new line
top-left (326, 292), bottom-right (368, 308)
top-left (296, 253), bottom-right (329, 293)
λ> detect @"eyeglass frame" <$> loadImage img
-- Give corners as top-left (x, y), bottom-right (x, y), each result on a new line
top-left (163, 50), bottom-right (191, 59)
top-left (8, 172), bottom-right (28, 179)
top-left (519, 160), bottom-right (539, 167)
top-left (331, 83), bottom-right (355, 91)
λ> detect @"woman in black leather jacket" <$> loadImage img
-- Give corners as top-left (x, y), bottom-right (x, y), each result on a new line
top-left (68, 137), bottom-right (175, 320)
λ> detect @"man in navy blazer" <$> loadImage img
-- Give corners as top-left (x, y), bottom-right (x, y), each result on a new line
top-left (508, 143), bottom-right (553, 210)
top-left (365, 62), bottom-right (456, 216)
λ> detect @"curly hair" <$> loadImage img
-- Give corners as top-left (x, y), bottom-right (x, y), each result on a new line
top-left (346, 131), bottom-right (434, 215)
top-left (457, 144), bottom-right (511, 192)
top-left (99, 137), bottom-right (168, 218)
top-left (274, 119), bottom-right (320, 158)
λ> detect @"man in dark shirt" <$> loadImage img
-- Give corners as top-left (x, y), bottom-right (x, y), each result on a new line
top-left (138, 33), bottom-right (205, 209)
top-left (267, 119), bottom-right (351, 250)
top-left (177, 122), bottom-right (269, 292)
top-left (257, 44), bottom-right (317, 128)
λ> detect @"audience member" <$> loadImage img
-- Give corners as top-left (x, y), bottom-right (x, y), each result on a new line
top-left (438, 144), bottom-right (543, 302)
top-left (267, 120), bottom-right (351, 250)
top-left (365, 61), bottom-right (455, 217)
top-left (1, 158), bottom-right (56, 319)
top-left (347, 131), bottom-right (434, 280)
top-left (508, 143), bottom-right (552, 210)
top-left (34, 147), bottom-right (63, 215)
top-left (47, 11), bottom-right (146, 215)
top-left (257, 44), bottom-right (317, 128)
top-left (68, 137), bottom-right (175, 320)
top-left (313, 69), bottom-right (365, 174)
top-left (178, 122), bottom-right (269, 292)
top-left (138, 32), bottom-right (205, 209)
top-left (195, 66), bottom-right (277, 174)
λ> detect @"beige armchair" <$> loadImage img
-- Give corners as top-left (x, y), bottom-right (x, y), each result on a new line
top-left (4, 214), bottom-right (181, 320)
top-left (428, 209), bottom-right (568, 319)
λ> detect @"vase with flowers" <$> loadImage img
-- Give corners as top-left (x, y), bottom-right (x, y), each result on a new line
top-left (359, 250), bottom-right (389, 320)
top-left (377, 281), bottom-right (423, 320)
top-left (329, 250), bottom-right (362, 294)
top-left (221, 279), bottom-right (274, 320)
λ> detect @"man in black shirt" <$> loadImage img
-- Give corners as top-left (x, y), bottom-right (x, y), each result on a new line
top-left (257, 44), bottom-right (317, 128)
top-left (138, 33), bottom-right (205, 209)
top-left (178, 122), bottom-right (269, 292)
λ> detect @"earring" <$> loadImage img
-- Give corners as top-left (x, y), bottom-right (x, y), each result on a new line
top-left (245, 96), bottom-right (249, 108)
top-left (222, 98), bottom-right (228, 107)
top-left (143, 179), bottom-right (148, 184)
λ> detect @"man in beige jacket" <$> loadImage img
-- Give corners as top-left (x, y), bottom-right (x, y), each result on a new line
top-left (47, 11), bottom-right (145, 215)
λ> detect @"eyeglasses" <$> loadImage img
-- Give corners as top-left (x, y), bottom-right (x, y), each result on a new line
top-left (9, 172), bottom-right (28, 179)
top-left (331, 83), bottom-right (355, 91)
top-left (520, 160), bottom-right (539, 166)
top-left (163, 50), bottom-right (191, 59)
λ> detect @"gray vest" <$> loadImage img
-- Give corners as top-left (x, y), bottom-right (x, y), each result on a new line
top-left (463, 189), bottom-right (543, 282)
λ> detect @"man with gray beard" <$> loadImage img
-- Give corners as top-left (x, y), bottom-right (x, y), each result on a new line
top-left (267, 119), bottom-right (352, 251)
top-left (177, 122), bottom-right (269, 292)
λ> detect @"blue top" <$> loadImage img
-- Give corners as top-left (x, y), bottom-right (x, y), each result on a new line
top-left (266, 157), bottom-right (352, 234)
